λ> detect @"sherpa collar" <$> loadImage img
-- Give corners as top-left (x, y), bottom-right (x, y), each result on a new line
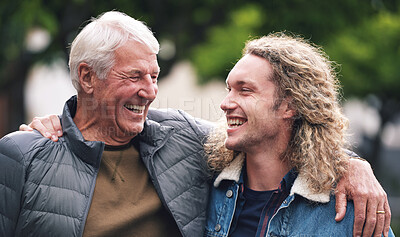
top-left (213, 153), bottom-right (331, 203)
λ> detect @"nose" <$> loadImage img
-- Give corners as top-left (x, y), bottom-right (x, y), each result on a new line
top-left (138, 75), bottom-right (157, 101)
top-left (220, 92), bottom-right (237, 112)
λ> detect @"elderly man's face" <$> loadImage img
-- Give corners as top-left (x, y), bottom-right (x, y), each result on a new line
top-left (91, 40), bottom-right (159, 138)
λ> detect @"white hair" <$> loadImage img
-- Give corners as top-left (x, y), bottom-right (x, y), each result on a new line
top-left (69, 11), bottom-right (160, 91)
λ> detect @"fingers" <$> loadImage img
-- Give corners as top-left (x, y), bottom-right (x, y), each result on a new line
top-left (352, 195), bottom-right (367, 237)
top-left (345, 158), bottom-right (392, 237)
top-left (366, 193), bottom-right (391, 237)
top-left (373, 200), bottom-right (386, 237)
top-left (383, 200), bottom-right (391, 237)
top-left (359, 189), bottom-right (391, 237)
top-left (48, 115), bottom-right (63, 137)
top-left (19, 124), bottom-right (33, 131)
top-left (335, 188), bottom-right (348, 222)
top-left (30, 117), bottom-right (53, 139)
top-left (29, 115), bottom-right (62, 142)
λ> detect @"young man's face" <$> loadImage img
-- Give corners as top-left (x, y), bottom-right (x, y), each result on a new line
top-left (220, 54), bottom-right (291, 154)
top-left (90, 40), bottom-right (159, 138)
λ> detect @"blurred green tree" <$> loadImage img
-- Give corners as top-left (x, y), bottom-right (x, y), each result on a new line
top-left (0, 0), bottom-right (93, 136)
top-left (192, 4), bottom-right (264, 84)
top-left (325, 11), bottom-right (400, 172)
top-left (191, 0), bottom-right (390, 82)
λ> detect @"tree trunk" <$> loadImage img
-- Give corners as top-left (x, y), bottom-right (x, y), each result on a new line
top-left (0, 54), bottom-right (30, 138)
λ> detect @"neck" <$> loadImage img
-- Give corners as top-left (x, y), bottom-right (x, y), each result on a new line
top-left (73, 96), bottom-right (135, 146)
top-left (245, 152), bottom-right (291, 191)
top-left (245, 123), bottom-right (292, 191)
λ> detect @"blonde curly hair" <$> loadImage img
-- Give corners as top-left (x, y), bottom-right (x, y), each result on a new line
top-left (205, 32), bottom-right (349, 193)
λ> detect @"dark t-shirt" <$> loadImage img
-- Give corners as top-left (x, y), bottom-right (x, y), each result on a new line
top-left (230, 186), bottom-right (274, 237)
top-left (229, 169), bottom-right (295, 237)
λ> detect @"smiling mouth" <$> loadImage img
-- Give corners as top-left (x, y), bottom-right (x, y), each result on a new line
top-left (227, 118), bottom-right (247, 128)
top-left (124, 104), bottom-right (145, 114)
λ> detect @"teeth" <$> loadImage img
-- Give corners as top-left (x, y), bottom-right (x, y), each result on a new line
top-left (228, 119), bottom-right (245, 127)
top-left (124, 104), bottom-right (145, 113)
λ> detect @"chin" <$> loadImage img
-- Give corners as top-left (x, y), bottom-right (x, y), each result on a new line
top-left (224, 139), bottom-right (238, 151)
top-left (119, 123), bottom-right (144, 137)
top-left (129, 126), bottom-right (144, 136)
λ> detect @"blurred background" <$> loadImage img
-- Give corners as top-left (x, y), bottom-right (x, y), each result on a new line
top-left (0, 0), bottom-right (399, 232)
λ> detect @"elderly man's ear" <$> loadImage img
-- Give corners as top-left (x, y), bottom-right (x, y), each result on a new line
top-left (78, 63), bottom-right (96, 94)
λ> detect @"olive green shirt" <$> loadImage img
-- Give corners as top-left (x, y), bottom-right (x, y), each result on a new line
top-left (83, 143), bottom-right (181, 237)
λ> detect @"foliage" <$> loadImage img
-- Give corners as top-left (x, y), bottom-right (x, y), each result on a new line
top-left (190, 0), bottom-right (387, 82)
top-left (192, 4), bottom-right (264, 84)
top-left (325, 11), bottom-right (400, 101)
top-left (1, 0), bottom-right (398, 86)
top-left (323, 10), bottom-right (400, 173)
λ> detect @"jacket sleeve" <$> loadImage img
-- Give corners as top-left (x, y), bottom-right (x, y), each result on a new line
top-left (0, 136), bottom-right (26, 236)
top-left (178, 110), bottom-right (215, 142)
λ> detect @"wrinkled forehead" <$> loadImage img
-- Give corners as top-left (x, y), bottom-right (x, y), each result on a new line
top-left (113, 41), bottom-right (160, 71)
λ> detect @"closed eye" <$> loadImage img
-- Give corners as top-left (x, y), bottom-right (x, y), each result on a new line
top-left (129, 76), bottom-right (140, 81)
top-left (240, 87), bottom-right (252, 93)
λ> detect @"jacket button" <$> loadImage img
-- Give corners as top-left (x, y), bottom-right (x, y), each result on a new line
top-left (226, 190), bottom-right (233, 198)
top-left (214, 224), bottom-right (221, 232)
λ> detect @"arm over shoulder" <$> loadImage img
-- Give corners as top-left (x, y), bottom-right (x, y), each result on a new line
top-left (147, 108), bottom-right (215, 142)
top-left (177, 110), bottom-right (215, 142)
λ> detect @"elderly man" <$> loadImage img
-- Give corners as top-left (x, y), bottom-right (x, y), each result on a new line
top-left (0, 11), bottom-right (210, 237)
top-left (6, 11), bottom-right (390, 237)
top-left (204, 33), bottom-right (394, 237)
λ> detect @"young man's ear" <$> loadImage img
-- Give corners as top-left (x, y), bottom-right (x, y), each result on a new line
top-left (282, 98), bottom-right (297, 119)
top-left (78, 63), bottom-right (95, 94)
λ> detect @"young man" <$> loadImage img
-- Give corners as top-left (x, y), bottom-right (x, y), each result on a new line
top-left (204, 33), bottom-right (394, 237)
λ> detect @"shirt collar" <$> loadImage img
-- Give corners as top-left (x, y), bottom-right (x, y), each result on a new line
top-left (278, 168), bottom-right (297, 193)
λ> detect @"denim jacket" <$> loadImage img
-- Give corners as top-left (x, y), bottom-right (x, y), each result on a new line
top-left (204, 153), bottom-right (395, 237)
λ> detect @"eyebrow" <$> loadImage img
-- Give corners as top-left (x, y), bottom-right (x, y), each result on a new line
top-left (226, 79), bottom-right (255, 88)
top-left (127, 68), bottom-right (160, 75)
